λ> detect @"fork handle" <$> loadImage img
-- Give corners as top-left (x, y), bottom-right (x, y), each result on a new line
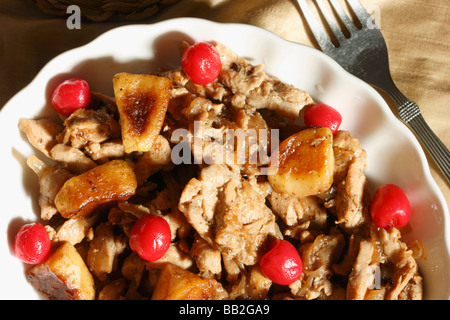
top-left (388, 87), bottom-right (450, 182)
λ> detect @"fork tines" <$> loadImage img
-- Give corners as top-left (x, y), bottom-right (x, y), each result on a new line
top-left (297, 0), bottom-right (374, 50)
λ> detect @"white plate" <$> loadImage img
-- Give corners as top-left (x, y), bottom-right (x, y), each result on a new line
top-left (0, 18), bottom-right (448, 300)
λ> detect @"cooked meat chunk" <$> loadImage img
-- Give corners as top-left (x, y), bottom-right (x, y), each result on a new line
top-left (85, 140), bottom-right (124, 162)
top-left (179, 164), bottom-right (237, 239)
top-left (98, 278), bottom-right (127, 300)
top-left (332, 131), bottom-right (371, 233)
top-left (179, 164), bottom-right (278, 269)
top-left (333, 130), bottom-right (366, 184)
top-left (52, 214), bottom-right (100, 245)
top-left (18, 118), bottom-right (63, 157)
top-left (216, 42), bottom-right (266, 96)
top-left (134, 135), bottom-right (172, 185)
top-left (269, 192), bottom-right (328, 237)
top-left (120, 252), bottom-right (147, 300)
top-left (117, 201), bottom-right (151, 219)
top-left (147, 242), bottom-right (194, 270)
top-left (398, 275), bottom-right (423, 300)
top-left (229, 265), bottom-right (272, 300)
top-left (50, 143), bottom-right (97, 174)
top-left (178, 96), bottom-right (272, 176)
top-left (37, 167), bottom-right (72, 220)
top-left (26, 155), bottom-right (73, 220)
top-left (335, 152), bottom-right (371, 232)
top-left (346, 224), bottom-right (423, 300)
top-left (214, 41), bottom-right (313, 118)
top-left (370, 225), bottom-right (421, 300)
top-left (244, 74), bottom-right (314, 118)
top-left (290, 233), bottom-right (345, 300)
top-left (62, 108), bottom-right (121, 149)
top-left (121, 252), bottom-right (146, 284)
top-left (86, 222), bottom-right (127, 281)
top-left (190, 234), bottom-right (222, 278)
top-left (163, 208), bottom-right (192, 241)
top-left (185, 79), bottom-right (230, 103)
top-left (214, 176), bottom-right (275, 265)
top-left (346, 240), bottom-right (376, 300)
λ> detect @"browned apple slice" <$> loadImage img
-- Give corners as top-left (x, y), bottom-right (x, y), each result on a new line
top-left (151, 263), bottom-right (227, 300)
top-left (113, 73), bottom-right (172, 153)
top-left (268, 127), bottom-right (334, 197)
top-left (54, 159), bottom-right (137, 219)
top-left (26, 242), bottom-right (95, 300)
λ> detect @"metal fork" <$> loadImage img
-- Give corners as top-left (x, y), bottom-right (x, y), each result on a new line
top-left (297, 0), bottom-right (450, 182)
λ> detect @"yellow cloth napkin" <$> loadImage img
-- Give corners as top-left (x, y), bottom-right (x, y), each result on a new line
top-left (0, 0), bottom-right (448, 206)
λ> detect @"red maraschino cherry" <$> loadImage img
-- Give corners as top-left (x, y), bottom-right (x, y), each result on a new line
top-left (51, 77), bottom-right (91, 116)
top-left (129, 214), bottom-right (171, 262)
top-left (260, 239), bottom-right (302, 285)
top-left (14, 222), bottom-right (51, 264)
top-left (303, 103), bottom-right (342, 135)
top-left (181, 42), bottom-right (221, 85)
top-left (370, 184), bottom-right (411, 230)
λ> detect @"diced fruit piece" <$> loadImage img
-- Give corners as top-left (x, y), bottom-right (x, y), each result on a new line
top-left (14, 223), bottom-right (51, 264)
top-left (268, 127), bottom-right (335, 197)
top-left (151, 263), bottom-right (225, 300)
top-left (51, 78), bottom-right (91, 116)
top-left (260, 239), bottom-right (302, 285)
top-left (370, 184), bottom-right (411, 230)
top-left (181, 42), bottom-right (221, 85)
top-left (54, 160), bottom-right (137, 219)
top-left (129, 214), bottom-right (171, 262)
top-left (26, 241), bottom-right (95, 300)
top-left (113, 73), bottom-right (172, 153)
top-left (303, 103), bottom-right (342, 135)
